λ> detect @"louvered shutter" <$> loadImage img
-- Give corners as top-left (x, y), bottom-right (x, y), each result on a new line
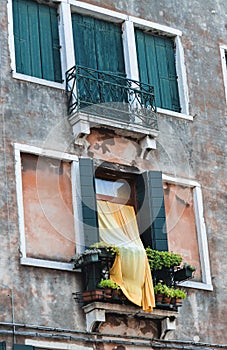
top-left (0, 342), bottom-right (6, 350)
top-left (12, 0), bottom-right (61, 82)
top-left (79, 158), bottom-right (99, 249)
top-left (135, 29), bottom-right (180, 112)
top-left (136, 171), bottom-right (168, 251)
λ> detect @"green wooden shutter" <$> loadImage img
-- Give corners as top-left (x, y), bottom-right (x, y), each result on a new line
top-left (72, 14), bottom-right (98, 70)
top-left (135, 30), bottom-right (162, 107)
top-left (79, 158), bottom-right (99, 248)
top-left (72, 13), bottom-right (125, 105)
top-left (135, 29), bottom-right (180, 112)
top-left (0, 342), bottom-right (6, 350)
top-left (12, 0), bottom-right (61, 82)
top-left (13, 0), bottom-right (32, 76)
top-left (13, 345), bottom-right (34, 350)
top-left (136, 171), bottom-right (168, 251)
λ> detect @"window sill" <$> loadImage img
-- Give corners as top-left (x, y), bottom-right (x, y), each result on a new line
top-left (179, 280), bottom-right (213, 291)
top-left (157, 107), bottom-right (194, 121)
top-left (12, 72), bottom-right (65, 90)
top-left (20, 257), bottom-right (74, 271)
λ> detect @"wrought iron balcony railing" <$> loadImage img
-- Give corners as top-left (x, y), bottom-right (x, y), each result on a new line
top-left (66, 65), bottom-right (158, 130)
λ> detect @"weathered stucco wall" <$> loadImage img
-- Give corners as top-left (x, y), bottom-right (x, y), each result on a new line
top-left (0, 0), bottom-right (227, 347)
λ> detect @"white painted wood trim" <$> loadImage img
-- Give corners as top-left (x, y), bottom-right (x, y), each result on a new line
top-left (162, 174), bottom-right (200, 188)
top-left (7, 0), bottom-right (16, 74)
top-left (20, 257), bottom-right (74, 271)
top-left (122, 20), bottom-right (139, 81)
top-left (129, 15), bottom-right (182, 36)
top-left (220, 45), bottom-right (227, 104)
top-left (162, 174), bottom-right (213, 291)
top-left (26, 339), bottom-right (93, 350)
top-left (70, 0), bottom-right (127, 21)
top-left (175, 36), bottom-right (189, 115)
top-left (14, 143), bottom-right (78, 161)
top-left (14, 146), bottom-right (26, 258)
top-left (59, 2), bottom-right (76, 74)
top-left (12, 72), bottom-right (65, 90)
top-left (193, 186), bottom-right (212, 287)
top-left (157, 108), bottom-right (193, 121)
top-left (71, 161), bottom-right (85, 255)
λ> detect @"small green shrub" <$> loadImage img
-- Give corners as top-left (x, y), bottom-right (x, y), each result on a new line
top-left (146, 247), bottom-right (183, 270)
top-left (154, 282), bottom-right (164, 294)
top-left (98, 279), bottom-right (120, 290)
top-left (173, 289), bottom-right (187, 299)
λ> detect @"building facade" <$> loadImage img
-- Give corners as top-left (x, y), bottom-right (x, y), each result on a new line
top-left (0, 0), bottom-right (227, 349)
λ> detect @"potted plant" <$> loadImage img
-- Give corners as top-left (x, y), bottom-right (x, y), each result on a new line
top-left (72, 243), bottom-right (119, 268)
top-left (172, 289), bottom-right (187, 306)
top-left (146, 248), bottom-right (183, 286)
top-left (98, 279), bottom-right (127, 301)
top-left (98, 279), bottom-right (120, 290)
top-left (154, 282), bottom-right (164, 303)
top-left (162, 285), bottom-right (175, 304)
top-left (146, 248), bottom-right (183, 270)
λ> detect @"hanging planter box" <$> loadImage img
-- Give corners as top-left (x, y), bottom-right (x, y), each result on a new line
top-left (174, 266), bottom-right (195, 282)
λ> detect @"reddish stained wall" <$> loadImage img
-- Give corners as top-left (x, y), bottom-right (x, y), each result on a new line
top-left (21, 154), bottom-right (75, 262)
top-left (164, 183), bottom-right (201, 280)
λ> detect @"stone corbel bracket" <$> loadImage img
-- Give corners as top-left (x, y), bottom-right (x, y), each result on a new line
top-left (82, 302), bottom-right (177, 336)
top-left (68, 112), bottom-right (158, 155)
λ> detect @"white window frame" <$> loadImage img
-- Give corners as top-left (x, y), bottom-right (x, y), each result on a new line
top-left (8, 0), bottom-right (192, 120)
top-left (220, 45), bottom-right (227, 103)
top-left (14, 143), bottom-right (84, 271)
top-left (25, 339), bottom-right (93, 350)
top-left (163, 174), bottom-right (213, 291)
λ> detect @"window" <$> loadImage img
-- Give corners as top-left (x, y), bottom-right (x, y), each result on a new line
top-left (135, 30), bottom-right (180, 112)
top-left (15, 144), bottom-right (212, 290)
top-left (79, 158), bottom-right (168, 251)
top-left (15, 143), bottom-right (79, 270)
top-left (12, 0), bottom-right (62, 83)
top-left (163, 174), bottom-right (212, 290)
top-left (220, 45), bottom-right (227, 103)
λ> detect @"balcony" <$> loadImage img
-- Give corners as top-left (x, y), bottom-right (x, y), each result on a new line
top-left (65, 65), bottom-right (159, 146)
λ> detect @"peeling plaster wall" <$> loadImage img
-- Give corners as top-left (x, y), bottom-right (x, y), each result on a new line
top-left (0, 0), bottom-right (226, 346)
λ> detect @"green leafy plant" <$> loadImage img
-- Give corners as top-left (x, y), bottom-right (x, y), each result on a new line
top-left (98, 279), bottom-right (120, 290)
top-left (184, 263), bottom-right (196, 271)
top-left (146, 247), bottom-right (183, 270)
top-left (162, 285), bottom-right (175, 298)
top-left (173, 289), bottom-right (187, 299)
top-left (154, 282), bottom-right (164, 295)
top-left (90, 242), bottom-right (120, 256)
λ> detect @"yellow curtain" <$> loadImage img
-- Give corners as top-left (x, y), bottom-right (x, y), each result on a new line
top-left (97, 200), bottom-right (155, 312)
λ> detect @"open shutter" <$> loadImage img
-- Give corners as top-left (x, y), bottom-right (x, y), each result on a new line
top-left (13, 345), bottom-right (34, 350)
top-left (135, 30), bottom-right (180, 112)
top-left (50, 7), bottom-right (62, 83)
top-left (79, 158), bottom-right (99, 249)
top-left (0, 342), bottom-right (6, 350)
top-left (136, 171), bottom-right (168, 251)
